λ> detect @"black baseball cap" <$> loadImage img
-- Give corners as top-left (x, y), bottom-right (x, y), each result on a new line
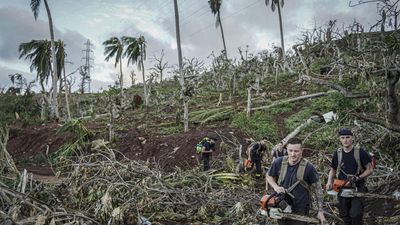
top-left (338, 128), bottom-right (353, 136)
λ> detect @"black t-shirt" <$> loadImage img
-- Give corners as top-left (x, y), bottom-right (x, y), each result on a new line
top-left (331, 147), bottom-right (372, 180)
top-left (268, 157), bottom-right (319, 213)
top-left (202, 141), bottom-right (215, 157)
top-left (249, 142), bottom-right (266, 159)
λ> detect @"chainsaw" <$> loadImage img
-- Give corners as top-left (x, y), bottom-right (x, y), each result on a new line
top-left (259, 207), bottom-right (320, 223)
top-left (260, 192), bottom-right (320, 224)
top-left (327, 187), bottom-right (400, 200)
top-left (260, 180), bottom-right (323, 223)
top-left (328, 178), bottom-right (400, 200)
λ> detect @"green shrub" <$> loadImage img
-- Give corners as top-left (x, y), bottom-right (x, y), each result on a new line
top-left (231, 111), bottom-right (277, 142)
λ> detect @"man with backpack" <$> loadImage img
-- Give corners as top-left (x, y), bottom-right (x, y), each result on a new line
top-left (246, 137), bottom-right (268, 178)
top-left (325, 128), bottom-right (374, 225)
top-left (266, 138), bottom-right (326, 225)
top-left (200, 136), bottom-right (218, 171)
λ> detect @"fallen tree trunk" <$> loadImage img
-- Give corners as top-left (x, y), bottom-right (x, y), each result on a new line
top-left (280, 115), bottom-right (325, 145)
top-left (251, 91), bottom-right (336, 111)
top-left (299, 75), bottom-right (369, 98)
top-left (351, 113), bottom-right (400, 133)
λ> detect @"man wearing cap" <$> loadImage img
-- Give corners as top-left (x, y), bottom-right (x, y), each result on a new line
top-left (325, 128), bottom-right (373, 225)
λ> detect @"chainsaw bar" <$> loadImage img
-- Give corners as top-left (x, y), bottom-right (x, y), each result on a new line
top-left (260, 209), bottom-right (320, 224)
top-left (327, 189), bottom-right (400, 200)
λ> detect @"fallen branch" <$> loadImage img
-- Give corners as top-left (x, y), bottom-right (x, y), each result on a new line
top-left (351, 113), bottom-right (400, 133)
top-left (251, 91), bottom-right (336, 111)
top-left (299, 75), bottom-right (369, 98)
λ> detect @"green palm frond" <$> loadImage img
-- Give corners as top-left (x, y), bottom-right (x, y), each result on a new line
top-left (103, 37), bottom-right (123, 68)
top-left (19, 40), bottom-right (52, 87)
top-left (57, 119), bottom-right (93, 140)
top-left (122, 35), bottom-right (147, 70)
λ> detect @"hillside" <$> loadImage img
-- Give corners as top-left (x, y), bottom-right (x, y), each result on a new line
top-left (1, 27), bottom-right (400, 224)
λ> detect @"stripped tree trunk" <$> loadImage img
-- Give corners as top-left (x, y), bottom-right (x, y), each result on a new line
top-left (252, 91), bottom-right (336, 111)
top-left (0, 127), bottom-right (19, 176)
top-left (174, 0), bottom-right (188, 132)
top-left (246, 87), bottom-right (252, 117)
top-left (63, 65), bottom-right (71, 120)
top-left (281, 118), bottom-right (315, 145)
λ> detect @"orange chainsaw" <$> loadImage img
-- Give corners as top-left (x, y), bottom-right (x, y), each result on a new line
top-left (259, 193), bottom-right (320, 224)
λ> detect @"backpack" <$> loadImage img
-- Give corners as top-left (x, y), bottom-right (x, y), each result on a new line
top-left (277, 156), bottom-right (311, 193)
top-left (336, 144), bottom-right (376, 178)
top-left (249, 142), bottom-right (266, 155)
top-left (195, 137), bottom-right (210, 154)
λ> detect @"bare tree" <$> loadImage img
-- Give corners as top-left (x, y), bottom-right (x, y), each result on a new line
top-left (150, 50), bottom-right (168, 83)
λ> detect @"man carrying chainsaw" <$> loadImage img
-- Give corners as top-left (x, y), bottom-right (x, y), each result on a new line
top-left (325, 128), bottom-right (374, 225)
top-left (265, 138), bottom-right (326, 225)
top-left (246, 137), bottom-right (268, 179)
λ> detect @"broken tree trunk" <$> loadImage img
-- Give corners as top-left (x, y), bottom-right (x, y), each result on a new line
top-left (299, 75), bottom-right (369, 98)
top-left (252, 90), bottom-right (336, 111)
top-left (247, 87), bottom-right (252, 117)
top-left (0, 127), bottom-right (19, 176)
top-left (352, 113), bottom-right (400, 133)
top-left (280, 117), bottom-right (315, 145)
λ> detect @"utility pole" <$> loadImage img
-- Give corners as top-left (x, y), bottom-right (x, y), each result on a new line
top-left (81, 39), bottom-right (94, 93)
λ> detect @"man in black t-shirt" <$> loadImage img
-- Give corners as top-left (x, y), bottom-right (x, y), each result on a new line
top-left (326, 128), bottom-right (373, 225)
top-left (246, 137), bottom-right (268, 178)
top-left (266, 138), bottom-right (326, 225)
top-left (201, 136), bottom-right (217, 171)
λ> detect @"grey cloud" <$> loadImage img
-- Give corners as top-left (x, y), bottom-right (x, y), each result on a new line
top-left (0, 6), bottom-right (102, 90)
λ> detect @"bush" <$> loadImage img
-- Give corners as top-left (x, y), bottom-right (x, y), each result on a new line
top-left (231, 111), bottom-right (277, 142)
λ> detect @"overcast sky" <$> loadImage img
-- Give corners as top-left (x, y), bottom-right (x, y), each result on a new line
top-left (0, 0), bottom-right (378, 92)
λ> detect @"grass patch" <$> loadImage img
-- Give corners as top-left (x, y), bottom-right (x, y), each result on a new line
top-left (231, 111), bottom-right (277, 142)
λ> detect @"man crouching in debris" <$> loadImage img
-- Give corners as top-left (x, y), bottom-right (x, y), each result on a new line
top-left (266, 138), bottom-right (326, 225)
top-left (246, 137), bottom-right (268, 179)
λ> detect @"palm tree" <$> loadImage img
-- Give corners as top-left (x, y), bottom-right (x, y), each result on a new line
top-left (208, 0), bottom-right (228, 59)
top-left (265, 0), bottom-right (289, 70)
top-left (122, 35), bottom-right (148, 106)
top-left (19, 39), bottom-right (65, 120)
top-left (173, 0), bottom-right (189, 132)
top-left (103, 37), bottom-right (124, 94)
top-left (30, 0), bottom-right (59, 119)
top-left (19, 40), bottom-right (52, 91)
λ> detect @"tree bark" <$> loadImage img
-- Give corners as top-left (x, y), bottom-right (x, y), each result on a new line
top-left (44, 0), bottom-right (59, 120)
top-left (141, 57), bottom-right (148, 106)
top-left (386, 71), bottom-right (400, 125)
top-left (246, 87), bottom-right (252, 117)
top-left (63, 62), bottom-right (71, 120)
top-left (217, 11), bottom-right (228, 59)
top-left (119, 55), bottom-right (124, 95)
top-left (173, 0), bottom-right (188, 132)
